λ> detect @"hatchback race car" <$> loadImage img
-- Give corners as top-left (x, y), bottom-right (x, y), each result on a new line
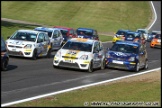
top-left (147, 31), bottom-right (161, 42)
top-left (1, 36), bottom-right (9, 71)
top-left (53, 38), bottom-right (106, 72)
top-left (106, 41), bottom-right (148, 72)
top-left (34, 27), bottom-right (64, 50)
top-left (53, 26), bottom-right (78, 44)
top-left (124, 31), bottom-right (146, 46)
top-left (76, 27), bottom-right (99, 40)
top-left (150, 33), bottom-right (161, 48)
top-left (6, 30), bottom-right (52, 59)
top-left (136, 28), bottom-right (149, 40)
top-left (112, 29), bottom-right (132, 43)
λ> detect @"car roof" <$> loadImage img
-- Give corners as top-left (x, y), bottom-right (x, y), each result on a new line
top-left (17, 29), bottom-right (45, 34)
top-left (53, 26), bottom-right (73, 30)
top-left (68, 38), bottom-right (97, 44)
top-left (116, 41), bottom-right (140, 46)
top-left (151, 30), bottom-right (161, 33)
top-left (34, 27), bottom-right (60, 32)
top-left (117, 29), bottom-right (131, 32)
top-left (77, 27), bottom-right (96, 31)
top-left (126, 31), bottom-right (140, 34)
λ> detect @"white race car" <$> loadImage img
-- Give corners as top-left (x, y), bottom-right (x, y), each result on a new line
top-left (6, 30), bottom-right (52, 59)
top-left (53, 38), bottom-right (106, 72)
top-left (34, 27), bottom-right (64, 50)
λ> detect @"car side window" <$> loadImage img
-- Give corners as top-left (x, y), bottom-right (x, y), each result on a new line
top-left (53, 30), bottom-right (59, 38)
top-left (37, 33), bottom-right (44, 43)
top-left (93, 42), bottom-right (100, 53)
top-left (69, 30), bottom-right (73, 35)
top-left (44, 33), bottom-right (49, 41)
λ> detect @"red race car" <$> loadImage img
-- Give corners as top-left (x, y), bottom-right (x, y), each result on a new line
top-left (53, 26), bottom-right (78, 44)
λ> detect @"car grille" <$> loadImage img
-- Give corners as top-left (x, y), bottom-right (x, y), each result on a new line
top-left (8, 51), bottom-right (23, 56)
top-left (8, 45), bottom-right (22, 48)
top-left (62, 56), bottom-right (78, 59)
top-left (112, 57), bottom-right (127, 61)
top-left (59, 61), bottom-right (80, 69)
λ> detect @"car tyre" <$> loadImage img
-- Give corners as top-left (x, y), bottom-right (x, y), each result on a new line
top-left (88, 60), bottom-right (93, 73)
top-left (47, 48), bottom-right (52, 58)
top-left (2, 59), bottom-right (8, 71)
top-left (101, 58), bottom-right (106, 70)
top-left (135, 62), bottom-right (140, 72)
top-left (143, 60), bottom-right (148, 70)
top-left (32, 49), bottom-right (37, 60)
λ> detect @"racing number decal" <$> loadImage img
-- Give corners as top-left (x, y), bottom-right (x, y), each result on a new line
top-left (64, 50), bottom-right (80, 62)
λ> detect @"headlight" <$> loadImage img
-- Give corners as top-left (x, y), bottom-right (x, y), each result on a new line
top-left (24, 44), bottom-right (32, 49)
top-left (128, 57), bottom-right (135, 61)
top-left (106, 53), bottom-right (111, 58)
top-left (80, 55), bottom-right (88, 60)
top-left (55, 50), bottom-right (61, 58)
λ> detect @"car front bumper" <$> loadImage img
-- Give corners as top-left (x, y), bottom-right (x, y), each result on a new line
top-left (53, 57), bottom-right (91, 70)
top-left (106, 58), bottom-right (136, 70)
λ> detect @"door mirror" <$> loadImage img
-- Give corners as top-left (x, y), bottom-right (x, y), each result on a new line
top-left (7, 36), bottom-right (10, 39)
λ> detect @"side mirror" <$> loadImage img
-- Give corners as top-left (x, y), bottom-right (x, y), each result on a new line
top-left (7, 36), bottom-right (10, 39)
top-left (93, 49), bottom-right (99, 53)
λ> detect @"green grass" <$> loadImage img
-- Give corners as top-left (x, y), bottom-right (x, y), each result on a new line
top-left (1, 21), bottom-right (113, 42)
top-left (11, 79), bottom-right (160, 107)
top-left (1, 1), bottom-right (152, 32)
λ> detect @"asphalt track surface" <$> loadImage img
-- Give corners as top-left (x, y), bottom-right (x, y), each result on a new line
top-left (1, 1), bottom-right (161, 105)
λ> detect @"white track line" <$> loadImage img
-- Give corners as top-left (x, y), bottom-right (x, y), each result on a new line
top-left (1, 1), bottom-right (159, 107)
top-left (1, 67), bottom-right (161, 107)
top-left (147, 1), bottom-right (157, 30)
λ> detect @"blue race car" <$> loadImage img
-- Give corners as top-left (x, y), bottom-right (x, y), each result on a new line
top-left (105, 41), bottom-right (148, 72)
top-left (76, 27), bottom-right (99, 40)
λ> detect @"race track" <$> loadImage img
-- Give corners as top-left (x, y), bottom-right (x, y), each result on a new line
top-left (1, 1), bottom-right (161, 105)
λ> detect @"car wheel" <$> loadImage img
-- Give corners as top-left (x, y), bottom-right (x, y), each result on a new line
top-left (88, 60), bottom-right (93, 73)
top-left (46, 48), bottom-right (52, 58)
top-left (2, 59), bottom-right (8, 71)
top-left (101, 58), bottom-right (106, 70)
top-left (135, 62), bottom-right (140, 72)
top-left (143, 60), bottom-right (148, 70)
top-left (32, 49), bottom-right (37, 60)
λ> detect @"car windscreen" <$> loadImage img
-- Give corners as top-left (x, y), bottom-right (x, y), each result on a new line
top-left (110, 43), bottom-right (139, 54)
top-left (60, 30), bottom-right (68, 36)
top-left (116, 31), bottom-right (126, 35)
top-left (10, 31), bottom-right (37, 42)
top-left (155, 34), bottom-right (161, 39)
top-left (62, 41), bottom-right (92, 52)
top-left (137, 30), bottom-right (146, 34)
top-left (77, 29), bottom-right (93, 36)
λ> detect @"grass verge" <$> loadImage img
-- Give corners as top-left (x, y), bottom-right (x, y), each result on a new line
top-left (11, 70), bottom-right (161, 107)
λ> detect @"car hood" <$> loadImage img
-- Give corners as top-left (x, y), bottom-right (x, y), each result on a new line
top-left (108, 51), bottom-right (136, 59)
top-left (59, 49), bottom-right (92, 59)
top-left (6, 39), bottom-right (35, 46)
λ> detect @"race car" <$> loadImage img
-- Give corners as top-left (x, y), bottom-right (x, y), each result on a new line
top-left (53, 26), bottom-right (78, 44)
top-left (124, 31), bottom-right (146, 46)
top-left (147, 30), bottom-right (161, 42)
top-left (106, 41), bottom-right (148, 72)
top-left (136, 28), bottom-right (149, 40)
top-left (53, 38), bottom-right (106, 72)
top-left (150, 33), bottom-right (161, 48)
top-left (76, 27), bottom-right (99, 40)
top-left (112, 29), bottom-right (132, 43)
top-left (6, 30), bottom-right (52, 60)
top-left (1, 36), bottom-right (9, 71)
top-left (34, 27), bottom-right (64, 50)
